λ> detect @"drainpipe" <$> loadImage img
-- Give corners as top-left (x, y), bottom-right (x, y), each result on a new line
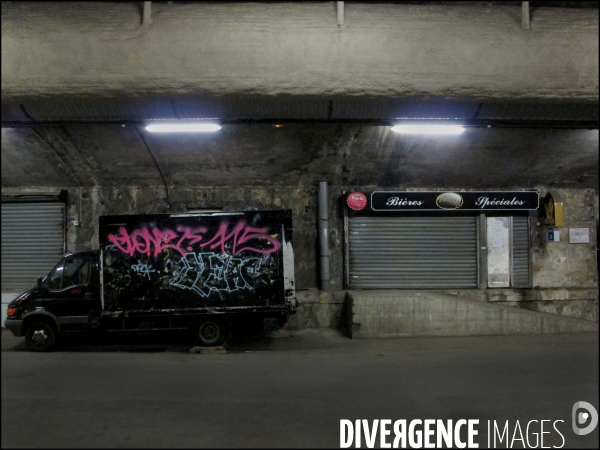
top-left (319, 181), bottom-right (330, 291)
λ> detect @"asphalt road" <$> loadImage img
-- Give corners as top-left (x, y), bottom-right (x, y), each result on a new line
top-left (2, 328), bottom-right (599, 448)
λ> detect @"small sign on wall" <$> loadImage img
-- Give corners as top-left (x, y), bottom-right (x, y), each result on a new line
top-left (548, 228), bottom-right (560, 242)
top-left (569, 228), bottom-right (590, 244)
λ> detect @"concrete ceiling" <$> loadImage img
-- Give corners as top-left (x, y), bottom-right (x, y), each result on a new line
top-left (1, 2), bottom-right (598, 191)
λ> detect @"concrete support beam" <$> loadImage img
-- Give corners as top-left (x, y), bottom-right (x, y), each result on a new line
top-left (522, 2), bottom-right (531, 30)
top-left (336, 2), bottom-right (344, 27)
top-left (1, 2), bottom-right (597, 102)
top-left (143, 2), bottom-right (153, 27)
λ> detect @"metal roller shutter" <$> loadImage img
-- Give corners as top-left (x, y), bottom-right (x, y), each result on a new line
top-left (511, 216), bottom-right (531, 288)
top-left (1, 203), bottom-right (66, 292)
top-left (348, 216), bottom-right (478, 289)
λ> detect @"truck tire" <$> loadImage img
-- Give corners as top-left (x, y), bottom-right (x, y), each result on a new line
top-left (195, 318), bottom-right (227, 346)
top-left (25, 320), bottom-right (57, 352)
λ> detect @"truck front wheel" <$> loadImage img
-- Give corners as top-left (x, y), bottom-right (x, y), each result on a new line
top-left (25, 321), bottom-right (57, 352)
top-left (195, 318), bottom-right (227, 346)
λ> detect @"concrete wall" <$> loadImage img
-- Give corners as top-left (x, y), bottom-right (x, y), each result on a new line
top-left (347, 290), bottom-right (599, 339)
top-left (531, 188), bottom-right (598, 288)
top-left (440, 289), bottom-right (599, 322)
top-left (2, 2), bottom-right (598, 102)
top-left (285, 290), bottom-right (347, 331)
top-left (1, 185), bottom-right (319, 289)
top-left (2, 185), bottom-right (598, 328)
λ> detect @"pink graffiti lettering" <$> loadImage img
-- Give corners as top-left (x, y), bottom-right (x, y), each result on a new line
top-left (107, 227), bottom-right (133, 255)
top-left (109, 227), bottom-right (179, 257)
top-left (200, 221), bottom-right (281, 255)
top-left (175, 226), bottom-right (209, 252)
top-left (107, 220), bottom-right (280, 257)
top-left (237, 225), bottom-right (281, 254)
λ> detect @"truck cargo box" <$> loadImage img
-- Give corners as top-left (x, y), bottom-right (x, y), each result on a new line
top-left (99, 210), bottom-right (295, 314)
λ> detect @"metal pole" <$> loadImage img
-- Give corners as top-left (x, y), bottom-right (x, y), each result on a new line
top-left (319, 181), bottom-right (330, 291)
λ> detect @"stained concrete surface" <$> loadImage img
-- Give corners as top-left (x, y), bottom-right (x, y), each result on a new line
top-left (3, 126), bottom-right (598, 190)
top-left (3, 3), bottom-right (597, 100)
top-left (1, 328), bottom-right (598, 448)
top-left (348, 291), bottom-right (599, 339)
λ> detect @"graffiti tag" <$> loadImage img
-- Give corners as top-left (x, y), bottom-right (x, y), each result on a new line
top-left (170, 252), bottom-right (270, 297)
top-left (107, 220), bottom-right (281, 257)
top-left (130, 262), bottom-right (156, 280)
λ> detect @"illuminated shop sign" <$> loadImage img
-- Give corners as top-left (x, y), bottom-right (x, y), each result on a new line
top-left (346, 191), bottom-right (539, 212)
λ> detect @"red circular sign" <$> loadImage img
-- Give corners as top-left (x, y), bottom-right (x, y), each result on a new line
top-left (347, 192), bottom-right (367, 211)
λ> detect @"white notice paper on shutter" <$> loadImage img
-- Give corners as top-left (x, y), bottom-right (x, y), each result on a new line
top-left (487, 217), bottom-right (510, 288)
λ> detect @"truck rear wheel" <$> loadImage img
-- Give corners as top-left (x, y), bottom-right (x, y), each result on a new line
top-left (25, 320), bottom-right (57, 352)
top-left (195, 318), bottom-right (227, 346)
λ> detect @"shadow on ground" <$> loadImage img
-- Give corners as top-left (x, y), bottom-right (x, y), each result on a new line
top-left (2, 325), bottom-right (283, 354)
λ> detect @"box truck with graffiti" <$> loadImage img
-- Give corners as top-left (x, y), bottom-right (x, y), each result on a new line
top-left (4, 210), bottom-right (295, 351)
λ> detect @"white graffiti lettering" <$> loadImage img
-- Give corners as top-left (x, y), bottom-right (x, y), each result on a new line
top-left (170, 252), bottom-right (269, 297)
top-left (130, 262), bottom-right (156, 279)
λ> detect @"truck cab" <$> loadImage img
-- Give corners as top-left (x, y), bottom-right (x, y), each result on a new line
top-left (4, 251), bottom-right (101, 351)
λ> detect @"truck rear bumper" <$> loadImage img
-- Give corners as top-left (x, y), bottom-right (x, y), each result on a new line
top-left (4, 319), bottom-right (23, 337)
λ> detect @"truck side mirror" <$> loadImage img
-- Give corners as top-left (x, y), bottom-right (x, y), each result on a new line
top-left (37, 277), bottom-right (44, 292)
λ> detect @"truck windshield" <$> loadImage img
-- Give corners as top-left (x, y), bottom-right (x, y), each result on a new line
top-left (47, 257), bottom-right (90, 291)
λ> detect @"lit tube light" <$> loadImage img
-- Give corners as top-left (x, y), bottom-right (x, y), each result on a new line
top-left (391, 124), bottom-right (465, 135)
top-left (145, 123), bottom-right (222, 133)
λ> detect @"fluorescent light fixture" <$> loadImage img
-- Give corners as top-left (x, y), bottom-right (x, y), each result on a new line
top-left (145, 123), bottom-right (222, 133)
top-left (391, 124), bottom-right (465, 135)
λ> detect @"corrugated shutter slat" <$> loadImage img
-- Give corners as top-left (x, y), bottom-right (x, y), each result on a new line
top-left (511, 216), bottom-right (531, 288)
top-left (1, 203), bottom-right (65, 292)
top-left (349, 216), bottom-right (478, 289)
